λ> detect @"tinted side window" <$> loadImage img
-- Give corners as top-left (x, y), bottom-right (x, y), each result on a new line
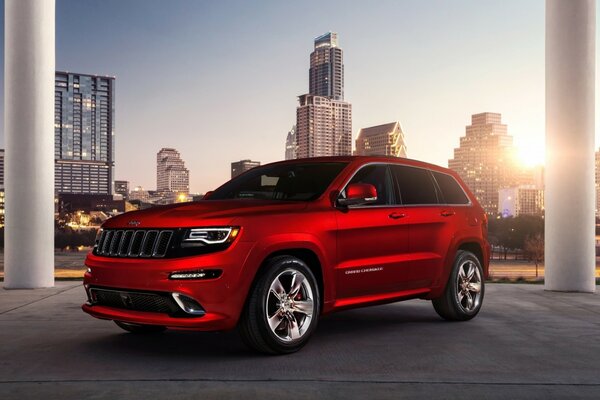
top-left (345, 165), bottom-right (394, 205)
top-left (391, 165), bottom-right (439, 205)
top-left (432, 171), bottom-right (470, 205)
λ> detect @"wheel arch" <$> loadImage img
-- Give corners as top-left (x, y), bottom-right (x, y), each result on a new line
top-left (256, 248), bottom-right (325, 311)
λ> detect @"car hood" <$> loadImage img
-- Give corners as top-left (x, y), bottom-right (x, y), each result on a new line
top-left (103, 200), bottom-right (309, 229)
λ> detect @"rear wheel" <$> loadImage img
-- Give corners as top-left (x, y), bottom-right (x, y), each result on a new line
top-left (114, 320), bottom-right (166, 334)
top-left (239, 256), bottom-right (320, 354)
top-left (433, 250), bottom-right (484, 321)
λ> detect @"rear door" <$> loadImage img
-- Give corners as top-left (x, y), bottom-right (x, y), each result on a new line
top-left (335, 164), bottom-right (411, 299)
top-left (390, 165), bottom-right (457, 289)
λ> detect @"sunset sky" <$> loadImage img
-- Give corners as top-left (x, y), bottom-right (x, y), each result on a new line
top-left (0, 0), bottom-right (595, 193)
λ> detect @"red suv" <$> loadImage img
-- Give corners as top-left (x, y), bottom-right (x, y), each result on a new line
top-left (83, 156), bottom-right (489, 354)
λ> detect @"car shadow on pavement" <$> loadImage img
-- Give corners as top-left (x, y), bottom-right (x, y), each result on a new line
top-left (80, 301), bottom-right (442, 359)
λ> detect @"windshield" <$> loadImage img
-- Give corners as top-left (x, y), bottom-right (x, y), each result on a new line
top-left (208, 162), bottom-right (348, 201)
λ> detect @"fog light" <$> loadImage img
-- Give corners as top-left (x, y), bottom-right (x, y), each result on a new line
top-left (86, 267), bottom-right (92, 274)
top-left (169, 269), bottom-right (222, 280)
top-left (172, 293), bottom-right (205, 316)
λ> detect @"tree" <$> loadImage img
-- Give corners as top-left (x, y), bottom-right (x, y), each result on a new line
top-left (524, 233), bottom-right (544, 277)
top-left (488, 215), bottom-right (544, 259)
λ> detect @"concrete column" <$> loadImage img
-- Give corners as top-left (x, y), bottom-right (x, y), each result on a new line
top-left (545, 0), bottom-right (596, 292)
top-left (4, 0), bottom-right (55, 288)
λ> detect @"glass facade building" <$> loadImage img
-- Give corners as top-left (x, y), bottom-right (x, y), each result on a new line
top-left (448, 113), bottom-right (520, 215)
top-left (296, 32), bottom-right (352, 159)
top-left (54, 71), bottom-right (115, 195)
top-left (285, 125), bottom-right (297, 160)
top-left (231, 159), bottom-right (261, 179)
top-left (355, 122), bottom-right (407, 158)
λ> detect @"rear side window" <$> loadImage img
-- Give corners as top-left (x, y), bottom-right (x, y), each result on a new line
top-left (391, 165), bottom-right (439, 205)
top-left (432, 171), bottom-right (470, 205)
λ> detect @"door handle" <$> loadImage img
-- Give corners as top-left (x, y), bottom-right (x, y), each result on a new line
top-left (440, 210), bottom-right (455, 217)
top-left (389, 212), bottom-right (406, 220)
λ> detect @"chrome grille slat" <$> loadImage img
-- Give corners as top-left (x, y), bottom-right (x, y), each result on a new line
top-left (94, 229), bottom-right (174, 258)
top-left (153, 231), bottom-right (173, 257)
top-left (96, 230), bottom-right (108, 255)
top-left (128, 230), bottom-right (146, 257)
top-left (109, 231), bottom-right (123, 255)
top-left (140, 230), bottom-right (159, 257)
top-left (101, 231), bottom-right (114, 255)
top-left (118, 230), bottom-right (134, 256)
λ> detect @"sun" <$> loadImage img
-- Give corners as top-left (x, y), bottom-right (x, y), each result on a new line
top-left (517, 143), bottom-right (545, 167)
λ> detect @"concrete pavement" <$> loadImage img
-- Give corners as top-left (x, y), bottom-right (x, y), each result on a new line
top-left (0, 282), bottom-right (599, 399)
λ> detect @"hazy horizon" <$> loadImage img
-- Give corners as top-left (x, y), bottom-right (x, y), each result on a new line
top-left (0, 0), bottom-right (594, 193)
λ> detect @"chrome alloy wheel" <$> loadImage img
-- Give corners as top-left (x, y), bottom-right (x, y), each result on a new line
top-left (456, 260), bottom-right (482, 312)
top-left (265, 269), bottom-right (314, 342)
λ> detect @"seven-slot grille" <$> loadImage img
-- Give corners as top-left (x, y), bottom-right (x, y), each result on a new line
top-left (95, 229), bottom-right (174, 258)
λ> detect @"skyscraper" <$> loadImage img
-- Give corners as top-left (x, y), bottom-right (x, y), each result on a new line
top-left (296, 32), bottom-right (352, 158)
top-left (448, 112), bottom-right (520, 215)
top-left (0, 149), bottom-right (5, 189)
top-left (595, 149), bottom-right (600, 216)
top-left (309, 32), bottom-right (343, 100)
top-left (55, 71), bottom-right (115, 195)
top-left (231, 159), bottom-right (261, 179)
top-left (355, 122), bottom-right (407, 157)
top-left (285, 125), bottom-right (297, 160)
top-left (156, 148), bottom-right (189, 194)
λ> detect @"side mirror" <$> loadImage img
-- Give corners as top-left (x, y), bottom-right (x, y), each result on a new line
top-left (337, 183), bottom-right (378, 207)
top-left (202, 191), bottom-right (214, 200)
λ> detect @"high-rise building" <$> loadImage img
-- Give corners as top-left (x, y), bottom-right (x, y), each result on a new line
top-left (285, 125), bottom-right (297, 160)
top-left (310, 32), bottom-right (343, 100)
top-left (355, 122), bottom-right (407, 157)
top-left (296, 32), bottom-right (352, 159)
top-left (448, 112), bottom-right (520, 215)
top-left (55, 71), bottom-right (115, 195)
top-left (498, 186), bottom-right (545, 217)
top-left (231, 159), bottom-right (261, 179)
top-left (595, 149), bottom-right (600, 216)
top-left (156, 148), bottom-right (189, 194)
top-left (114, 180), bottom-right (129, 200)
top-left (0, 148), bottom-right (5, 189)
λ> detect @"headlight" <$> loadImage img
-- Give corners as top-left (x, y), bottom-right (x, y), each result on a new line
top-left (181, 227), bottom-right (240, 247)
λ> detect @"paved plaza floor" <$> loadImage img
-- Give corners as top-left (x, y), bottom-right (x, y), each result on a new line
top-left (0, 282), bottom-right (599, 399)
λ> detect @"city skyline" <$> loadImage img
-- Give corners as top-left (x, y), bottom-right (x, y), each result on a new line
top-left (0, 0), bottom-right (582, 193)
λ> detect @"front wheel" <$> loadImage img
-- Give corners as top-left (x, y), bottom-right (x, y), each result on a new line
top-left (239, 256), bottom-right (320, 354)
top-left (114, 320), bottom-right (166, 334)
top-left (432, 250), bottom-right (484, 321)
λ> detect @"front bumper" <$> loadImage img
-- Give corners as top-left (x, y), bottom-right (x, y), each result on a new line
top-left (82, 241), bottom-right (255, 331)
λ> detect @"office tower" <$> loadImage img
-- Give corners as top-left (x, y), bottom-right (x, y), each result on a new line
top-left (156, 148), bottom-right (189, 194)
top-left (55, 71), bottom-right (115, 194)
top-left (310, 32), bottom-right (343, 100)
top-left (498, 186), bottom-right (545, 217)
top-left (355, 122), bottom-right (407, 157)
top-left (596, 149), bottom-right (600, 216)
top-left (231, 159), bottom-right (261, 179)
top-left (449, 112), bottom-right (520, 214)
top-left (296, 32), bottom-right (352, 158)
top-left (0, 149), bottom-right (4, 189)
top-left (285, 125), bottom-right (297, 160)
top-left (114, 180), bottom-right (129, 200)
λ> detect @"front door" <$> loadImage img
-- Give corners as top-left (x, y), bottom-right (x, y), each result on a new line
top-left (335, 164), bottom-right (411, 299)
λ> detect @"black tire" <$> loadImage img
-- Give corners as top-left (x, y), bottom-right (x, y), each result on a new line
top-left (432, 250), bottom-right (485, 321)
top-left (114, 320), bottom-right (167, 334)
top-left (239, 256), bottom-right (321, 355)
